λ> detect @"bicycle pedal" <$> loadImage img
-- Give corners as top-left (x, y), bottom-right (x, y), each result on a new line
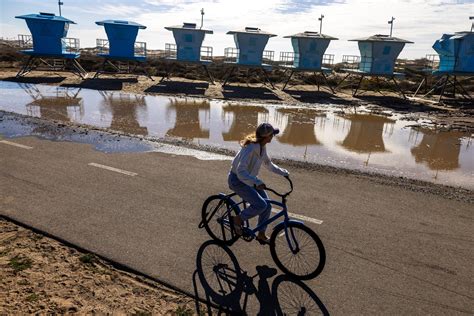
top-left (242, 235), bottom-right (254, 242)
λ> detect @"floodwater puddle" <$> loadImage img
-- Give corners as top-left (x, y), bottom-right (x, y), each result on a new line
top-left (0, 81), bottom-right (472, 189)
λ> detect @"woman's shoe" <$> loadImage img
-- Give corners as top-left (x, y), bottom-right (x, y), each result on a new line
top-left (230, 216), bottom-right (243, 236)
top-left (256, 236), bottom-right (270, 245)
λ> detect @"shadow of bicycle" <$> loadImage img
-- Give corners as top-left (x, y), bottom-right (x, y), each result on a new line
top-left (193, 240), bottom-right (329, 315)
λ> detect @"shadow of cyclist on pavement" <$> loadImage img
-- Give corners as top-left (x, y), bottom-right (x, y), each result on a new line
top-left (192, 240), bottom-right (329, 315)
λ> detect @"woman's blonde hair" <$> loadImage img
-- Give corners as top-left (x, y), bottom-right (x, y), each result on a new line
top-left (240, 132), bottom-right (262, 147)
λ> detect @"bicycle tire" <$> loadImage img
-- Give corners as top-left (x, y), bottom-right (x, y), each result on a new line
top-left (201, 195), bottom-right (240, 245)
top-left (272, 275), bottom-right (329, 316)
top-left (196, 240), bottom-right (244, 304)
top-left (270, 222), bottom-right (326, 280)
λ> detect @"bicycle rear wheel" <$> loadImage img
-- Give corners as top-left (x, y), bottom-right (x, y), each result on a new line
top-left (201, 195), bottom-right (240, 245)
top-left (270, 222), bottom-right (325, 280)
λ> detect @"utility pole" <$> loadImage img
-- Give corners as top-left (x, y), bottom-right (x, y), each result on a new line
top-left (58, 0), bottom-right (63, 16)
top-left (470, 16), bottom-right (474, 32)
top-left (388, 16), bottom-right (395, 37)
top-left (200, 8), bottom-right (205, 29)
top-left (318, 14), bottom-right (324, 34)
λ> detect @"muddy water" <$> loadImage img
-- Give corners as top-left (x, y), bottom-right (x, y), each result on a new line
top-left (0, 81), bottom-right (472, 189)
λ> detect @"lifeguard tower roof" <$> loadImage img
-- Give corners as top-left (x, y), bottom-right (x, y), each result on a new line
top-left (349, 34), bottom-right (413, 43)
top-left (284, 31), bottom-right (338, 40)
top-left (15, 12), bottom-right (75, 24)
top-left (96, 20), bottom-right (146, 29)
top-left (227, 27), bottom-right (276, 37)
top-left (165, 23), bottom-right (213, 34)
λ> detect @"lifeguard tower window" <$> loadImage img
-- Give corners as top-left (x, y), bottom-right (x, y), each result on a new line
top-left (245, 27), bottom-right (260, 32)
top-left (249, 37), bottom-right (257, 46)
top-left (38, 12), bottom-right (55, 17)
top-left (184, 34), bottom-right (193, 42)
top-left (383, 46), bottom-right (391, 55)
top-left (310, 42), bottom-right (317, 51)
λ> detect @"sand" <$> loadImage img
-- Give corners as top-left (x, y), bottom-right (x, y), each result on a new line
top-left (0, 218), bottom-right (204, 314)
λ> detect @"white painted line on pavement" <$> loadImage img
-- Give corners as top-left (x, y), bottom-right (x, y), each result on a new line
top-left (88, 163), bottom-right (138, 177)
top-left (271, 209), bottom-right (323, 225)
top-left (0, 140), bottom-right (33, 150)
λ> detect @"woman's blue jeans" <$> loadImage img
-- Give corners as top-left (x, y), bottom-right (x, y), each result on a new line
top-left (228, 172), bottom-right (271, 232)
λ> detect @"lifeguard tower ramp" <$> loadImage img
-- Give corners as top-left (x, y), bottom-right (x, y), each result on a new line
top-left (412, 30), bottom-right (474, 103)
top-left (279, 31), bottom-right (337, 92)
top-left (15, 12), bottom-right (88, 79)
top-left (94, 20), bottom-right (152, 80)
top-left (161, 22), bottom-right (214, 84)
top-left (338, 34), bottom-right (413, 99)
top-left (222, 27), bottom-right (277, 88)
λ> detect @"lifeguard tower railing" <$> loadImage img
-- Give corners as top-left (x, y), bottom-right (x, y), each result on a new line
top-left (96, 39), bottom-right (147, 58)
top-left (222, 48), bottom-right (276, 88)
top-left (412, 54), bottom-right (471, 102)
top-left (279, 52), bottom-right (335, 68)
top-left (18, 35), bottom-right (81, 56)
top-left (277, 52), bottom-right (335, 92)
top-left (17, 34), bottom-right (85, 77)
top-left (224, 48), bottom-right (275, 65)
top-left (338, 54), bottom-right (408, 98)
top-left (164, 43), bottom-right (213, 62)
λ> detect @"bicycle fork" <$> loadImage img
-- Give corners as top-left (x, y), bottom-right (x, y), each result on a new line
top-left (284, 224), bottom-right (300, 254)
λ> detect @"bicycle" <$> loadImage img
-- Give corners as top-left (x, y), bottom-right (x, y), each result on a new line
top-left (199, 176), bottom-right (326, 280)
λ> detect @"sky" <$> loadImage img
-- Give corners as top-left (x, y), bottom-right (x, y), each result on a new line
top-left (1, 0), bottom-right (473, 60)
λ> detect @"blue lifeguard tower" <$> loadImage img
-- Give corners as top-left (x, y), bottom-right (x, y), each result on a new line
top-left (338, 18), bottom-right (413, 98)
top-left (15, 12), bottom-right (87, 78)
top-left (94, 20), bottom-right (152, 80)
top-left (280, 15), bottom-right (338, 92)
top-left (162, 17), bottom-right (215, 83)
top-left (222, 27), bottom-right (277, 88)
top-left (413, 19), bottom-right (474, 103)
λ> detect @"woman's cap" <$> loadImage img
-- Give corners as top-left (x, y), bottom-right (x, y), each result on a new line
top-left (257, 123), bottom-right (280, 137)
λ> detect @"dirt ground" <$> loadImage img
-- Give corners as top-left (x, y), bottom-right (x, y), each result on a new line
top-left (0, 218), bottom-right (203, 314)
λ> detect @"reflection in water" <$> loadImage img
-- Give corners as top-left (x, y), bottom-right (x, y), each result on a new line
top-left (410, 128), bottom-right (470, 171)
top-left (338, 114), bottom-right (395, 153)
top-left (1, 81), bottom-right (473, 189)
top-left (194, 240), bottom-right (329, 315)
top-left (276, 108), bottom-right (326, 146)
top-left (222, 104), bottom-right (269, 141)
top-left (166, 99), bottom-right (210, 140)
top-left (100, 91), bottom-right (148, 135)
top-left (22, 83), bottom-right (84, 122)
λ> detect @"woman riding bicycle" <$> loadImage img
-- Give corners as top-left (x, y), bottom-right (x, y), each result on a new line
top-left (229, 123), bottom-right (289, 244)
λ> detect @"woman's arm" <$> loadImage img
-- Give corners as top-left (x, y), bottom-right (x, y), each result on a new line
top-left (263, 148), bottom-right (289, 176)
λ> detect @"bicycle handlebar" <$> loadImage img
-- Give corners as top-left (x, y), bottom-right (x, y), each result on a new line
top-left (263, 176), bottom-right (293, 199)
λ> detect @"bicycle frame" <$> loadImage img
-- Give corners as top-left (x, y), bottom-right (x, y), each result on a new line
top-left (223, 193), bottom-right (304, 253)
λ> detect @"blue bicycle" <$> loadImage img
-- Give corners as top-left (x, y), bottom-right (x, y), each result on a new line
top-left (200, 177), bottom-right (326, 280)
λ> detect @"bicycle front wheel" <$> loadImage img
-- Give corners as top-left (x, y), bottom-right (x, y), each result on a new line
top-left (201, 195), bottom-right (240, 245)
top-left (270, 222), bottom-right (326, 280)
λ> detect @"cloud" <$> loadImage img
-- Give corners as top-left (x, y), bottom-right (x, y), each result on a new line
top-left (276, 0), bottom-right (347, 14)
